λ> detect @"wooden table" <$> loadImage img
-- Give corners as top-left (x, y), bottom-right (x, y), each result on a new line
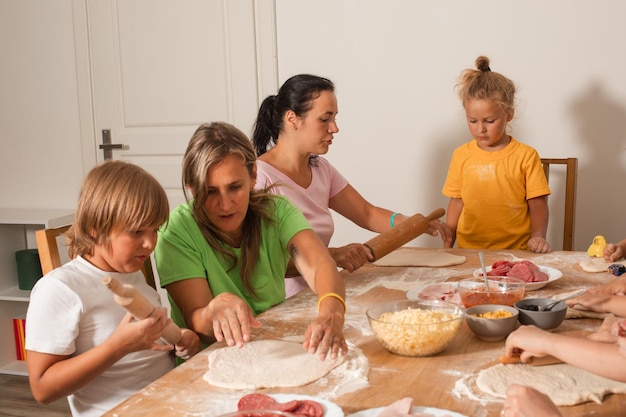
top-left (104, 249), bottom-right (626, 417)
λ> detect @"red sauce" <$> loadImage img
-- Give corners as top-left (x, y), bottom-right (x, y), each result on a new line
top-left (461, 291), bottom-right (523, 308)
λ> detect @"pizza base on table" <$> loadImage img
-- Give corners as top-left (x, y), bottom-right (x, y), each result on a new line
top-left (579, 257), bottom-right (613, 273)
top-left (373, 248), bottom-right (466, 267)
top-left (476, 363), bottom-right (626, 406)
top-left (203, 340), bottom-right (344, 389)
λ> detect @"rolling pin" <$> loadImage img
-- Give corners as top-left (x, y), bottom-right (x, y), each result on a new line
top-left (498, 354), bottom-right (563, 366)
top-left (364, 208), bottom-right (446, 261)
top-left (103, 276), bottom-right (182, 345)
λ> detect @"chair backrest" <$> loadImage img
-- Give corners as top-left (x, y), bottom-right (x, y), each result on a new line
top-left (35, 225), bottom-right (157, 289)
top-left (541, 158), bottom-right (578, 251)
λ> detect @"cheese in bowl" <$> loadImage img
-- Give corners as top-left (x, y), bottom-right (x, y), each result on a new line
top-left (366, 300), bottom-right (464, 357)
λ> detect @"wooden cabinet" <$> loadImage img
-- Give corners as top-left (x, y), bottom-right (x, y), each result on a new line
top-left (0, 209), bottom-right (73, 375)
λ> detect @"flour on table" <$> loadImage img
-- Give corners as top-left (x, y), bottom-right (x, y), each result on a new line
top-left (373, 248), bottom-right (466, 267)
top-left (579, 257), bottom-right (612, 273)
top-left (203, 340), bottom-right (344, 389)
top-left (476, 363), bottom-right (626, 406)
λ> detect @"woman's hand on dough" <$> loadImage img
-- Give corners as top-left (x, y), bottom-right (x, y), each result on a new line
top-left (330, 244), bottom-right (372, 272)
top-left (527, 236), bottom-right (550, 253)
top-left (502, 384), bottom-right (562, 417)
top-left (206, 293), bottom-right (261, 348)
top-left (303, 312), bottom-right (347, 361)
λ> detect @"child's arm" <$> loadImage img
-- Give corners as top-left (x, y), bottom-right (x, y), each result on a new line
top-left (444, 198), bottom-right (463, 248)
top-left (504, 325), bottom-right (626, 382)
top-left (566, 293), bottom-right (626, 317)
top-left (605, 239), bottom-right (626, 262)
top-left (27, 310), bottom-right (173, 403)
top-left (527, 196), bottom-right (550, 253)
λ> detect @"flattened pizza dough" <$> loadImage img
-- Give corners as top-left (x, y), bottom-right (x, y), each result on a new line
top-left (476, 363), bottom-right (626, 406)
top-left (373, 248), bottom-right (466, 267)
top-left (204, 340), bottom-right (344, 389)
top-left (580, 257), bottom-right (612, 273)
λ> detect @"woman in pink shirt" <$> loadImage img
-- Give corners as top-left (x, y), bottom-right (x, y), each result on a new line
top-left (252, 74), bottom-right (451, 297)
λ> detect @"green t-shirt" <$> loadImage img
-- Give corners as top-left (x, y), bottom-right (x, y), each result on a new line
top-left (155, 195), bottom-right (311, 329)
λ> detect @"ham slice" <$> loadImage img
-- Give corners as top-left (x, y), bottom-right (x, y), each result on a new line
top-left (418, 283), bottom-right (462, 305)
top-left (376, 397), bottom-right (452, 417)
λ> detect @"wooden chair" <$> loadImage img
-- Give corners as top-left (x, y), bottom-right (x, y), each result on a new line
top-left (541, 158), bottom-right (578, 251)
top-left (35, 224), bottom-right (157, 289)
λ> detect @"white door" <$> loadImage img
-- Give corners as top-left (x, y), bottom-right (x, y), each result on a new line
top-left (87, 0), bottom-right (278, 208)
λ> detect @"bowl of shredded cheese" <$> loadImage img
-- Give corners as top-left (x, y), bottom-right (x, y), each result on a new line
top-left (465, 304), bottom-right (519, 341)
top-left (366, 299), bottom-right (464, 356)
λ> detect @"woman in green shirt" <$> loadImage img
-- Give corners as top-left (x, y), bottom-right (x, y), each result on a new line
top-left (155, 122), bottom-right (347, 360)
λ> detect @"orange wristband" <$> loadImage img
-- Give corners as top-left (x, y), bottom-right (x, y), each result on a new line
top-left (317, 292), bottom-right (346, 313)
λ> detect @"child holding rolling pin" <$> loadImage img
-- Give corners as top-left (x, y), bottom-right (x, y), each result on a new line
top-left (25, 161), bottom-right (200, 417)
top-left (442, 56), bottom-right (551, 253)
top-left (155, 122), bottom-right (347, 360)
top-left (252, 74), bottom-right (452, 296)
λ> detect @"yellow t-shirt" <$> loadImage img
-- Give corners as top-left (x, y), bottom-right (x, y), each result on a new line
top-left (442, 138), bottom-right (550, 250)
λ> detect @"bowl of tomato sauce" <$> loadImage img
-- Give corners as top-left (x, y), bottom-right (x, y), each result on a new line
top-left (457, 276), bottom-right (525, 308)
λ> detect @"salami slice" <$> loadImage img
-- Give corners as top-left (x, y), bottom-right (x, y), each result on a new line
top-left (237, 394), bottom-right (325, 417)
top-left (238, 393), bottom-right (275, 410)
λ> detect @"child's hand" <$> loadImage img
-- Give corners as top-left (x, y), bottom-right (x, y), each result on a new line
top-left (502, 384), bottom-right (562, 417)
top-left (604, 243), bottom-right (624, 262)
top-left (110, 309), bottom-right (173, 355)
top-left (527, 236), bottom-right (550, 253)
top-left (565, 293), bottom-right (614, 313)
top-left (174, 329), bottom-right (201, 360)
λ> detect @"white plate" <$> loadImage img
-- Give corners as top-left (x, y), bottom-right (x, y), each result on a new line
top-left (348, 406), bottom-right (468, 417)
top-left (270, 394), bottom-right (344, 417)
top-left (473, 264), bottom-right (563, 291)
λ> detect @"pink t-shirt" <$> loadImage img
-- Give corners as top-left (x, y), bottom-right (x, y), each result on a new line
top-left (255, 157), bottom-right (349, 296)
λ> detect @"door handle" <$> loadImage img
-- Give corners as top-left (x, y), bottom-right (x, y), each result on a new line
top-left (99, 144), bottom-right (124, 150)
top-left (100, 129), bottom-right (127, 160)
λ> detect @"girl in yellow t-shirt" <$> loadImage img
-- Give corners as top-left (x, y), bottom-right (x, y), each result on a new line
top-left (442, 56), bottom-right (551, 253)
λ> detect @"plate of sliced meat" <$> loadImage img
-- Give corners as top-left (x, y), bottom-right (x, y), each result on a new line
top-left (236, 393), bottom-right (343, 417)
top-left (473, 260), bottom-right (563, 291)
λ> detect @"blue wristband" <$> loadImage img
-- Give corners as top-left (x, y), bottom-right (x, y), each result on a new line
top-left (390, 212), bottom-right (401, 228)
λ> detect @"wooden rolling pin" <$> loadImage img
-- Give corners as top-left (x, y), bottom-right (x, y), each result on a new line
top-left (498, 354), bottom-right (563, 366)
top-left (103, 276), bottom-right (182, 345)
top-left (364, 208), bottom-right (446, 261)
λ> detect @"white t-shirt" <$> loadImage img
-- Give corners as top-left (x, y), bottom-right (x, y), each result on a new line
top-left (26, 256), bottom-right (174, 417)
top-left (255, 157), bottom-right (349, 296)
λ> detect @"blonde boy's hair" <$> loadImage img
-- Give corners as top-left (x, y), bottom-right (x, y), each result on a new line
top-left (67, 160), bottom-right (169, 258)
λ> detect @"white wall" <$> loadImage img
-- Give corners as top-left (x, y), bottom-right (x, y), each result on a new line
top-left (3, 1), bottom-right (626, 253)
top-left (0, 1), bottom-right (87, 210)
top-left (273, 0), bottom-right (626, 251)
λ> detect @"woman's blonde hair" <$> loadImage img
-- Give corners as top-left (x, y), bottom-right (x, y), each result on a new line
top-left (182, 122), bottom-right (275, 297)
top-left (455, 56), bottom-right (516, 115)
top-left (67, 160), bottom-right (169, 258)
